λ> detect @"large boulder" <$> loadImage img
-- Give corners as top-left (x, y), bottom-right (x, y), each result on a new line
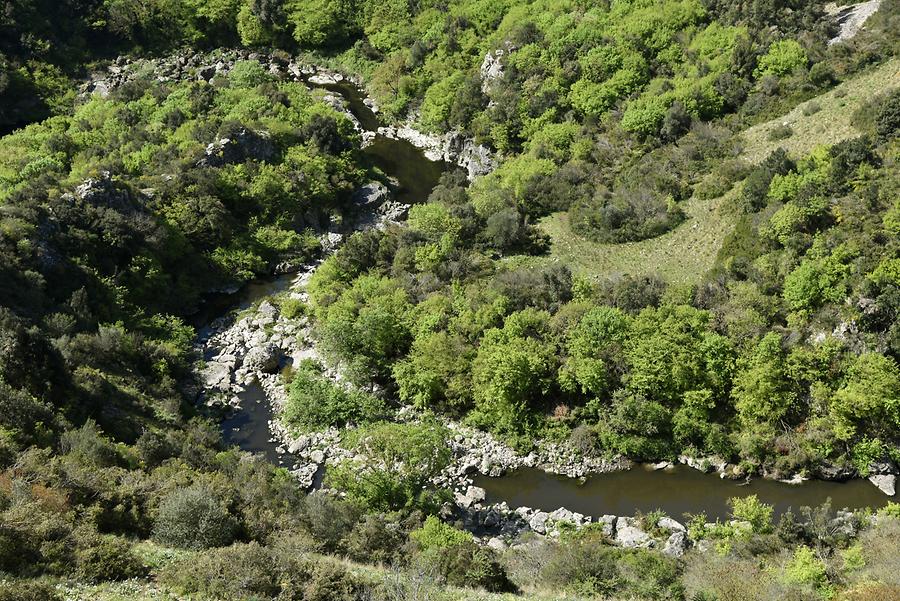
top-left (73, 171), bottom-right (137, 213)
top-left (868, 474), bottom-right (896, 496)
top-left (663, 531), bottom-right (689, 557)
top-left (615, 517), bottom-right (653, 548)
top-left (529, 511), bottom-right (551, 535)
top-left (201, 361), bottom-right (232, 391)
top-left (198, 128), bottom-right (275, 167)
top-left (243, 342), bottom-right (281, 373)
top-left (815, 463), bottom-right (857, 481)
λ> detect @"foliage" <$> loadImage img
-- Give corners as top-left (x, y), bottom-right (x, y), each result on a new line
top-left (283, 360), bottom-right (386, 430)
top-left (325, 421), bottom-right (451, 511)
top-left (152, 484), bottom-right (237, 550)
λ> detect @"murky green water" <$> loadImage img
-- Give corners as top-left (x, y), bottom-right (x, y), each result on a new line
top-left (474, 466), bottom-right (889, 520)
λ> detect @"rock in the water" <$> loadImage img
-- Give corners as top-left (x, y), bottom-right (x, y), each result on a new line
top-left (615, 517), bottom-right (653, 548)
top-left (816, 464), bottom-right (857, 481)
top-left (244, 343), bottom-right (281, 373)
top-left (455, 485), bottom-right (487, 509)
top-left (352, 181), bottom-right (390, 206)
top-left (202, 361), bottom-right (232, 391)
top-left (869, 474), bottom-right (896, 496)
top-left (663, 531), bottom-right (688, 557)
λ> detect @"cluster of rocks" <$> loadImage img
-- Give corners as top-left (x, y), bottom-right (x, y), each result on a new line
top-left (197, 127), bottom-right (276, 168)
top-left (448, 492), bottom-right (691, 556)
top-left (377, 124), bottom-right (496, 179)
top-left (435, 423), bottom-right (629, 490)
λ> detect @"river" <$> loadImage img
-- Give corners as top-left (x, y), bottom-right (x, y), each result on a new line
top-left (475, 466), bottom-right (888, 521)
top-left (206, 76), bottom-right (890, 519)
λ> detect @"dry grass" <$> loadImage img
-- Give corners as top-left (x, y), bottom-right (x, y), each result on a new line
top-left (740, 58), bottom-right (900, 164)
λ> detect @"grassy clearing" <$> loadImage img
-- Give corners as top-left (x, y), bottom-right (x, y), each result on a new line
top-left (531, 58), bottom-right (900, 285)
top-left (531, 185), bottom-right (738, 286)
top-left (740, 57), bottom-right (900, 163)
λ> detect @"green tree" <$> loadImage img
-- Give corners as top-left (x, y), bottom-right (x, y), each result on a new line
top-left (152, 484), bottom-right (237, 550)
top-left (753, 39), bottom-right (808, 77)
top-left (733, 334), bottom-right (796, 429)
top-left (559, 306), bottom-right (630, 397)
top-left (470, 309), bottom-right (557, 436)
top-left (316, 275), bottom-right (412, 383)
top-left (325, 421), bottom-right (451, 511)
top-left (393, 332), bottom-right (474, 415)
top-left (830, 353), bottom-right (900, 441)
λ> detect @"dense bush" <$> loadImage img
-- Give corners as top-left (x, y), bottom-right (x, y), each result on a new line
top-left (152, 484), bottom-right (237, 550)
top-left (408, 516), bottom-right (515, 592)
top-left (283, 360), bottom-right (386, 430)
top-left (0, 581), bottom-right (63, 601)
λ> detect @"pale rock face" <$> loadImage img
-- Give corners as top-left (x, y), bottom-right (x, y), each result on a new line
top-left (243, 343), bottom-right (281, 374)
top-left (615, 517), bottom-right (653, 548)
top-left (529, 511), bottom-right (551, 535)
top-left (479, 41), bottom-right (516, 95)
top-left (868, 474), bottom-right (896, 496)
top-left (202, 361), bottom-right (232, 392)
top-left (599, 515), bottom-right (617, 538)
top-left (658, 516), bottom-right (686, 532)
top-left (663, 531), bottom-right (689, 556)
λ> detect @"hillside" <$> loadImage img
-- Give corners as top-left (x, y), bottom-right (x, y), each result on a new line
top-left (1, 0), bottom-right (900, 600)
top-left (533, 57), bottom-right (900, 285)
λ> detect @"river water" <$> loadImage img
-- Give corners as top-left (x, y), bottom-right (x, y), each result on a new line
top-left (475, 466), bottom-right (888, 521)
top-left (205, 77), bottom-right (890, 515)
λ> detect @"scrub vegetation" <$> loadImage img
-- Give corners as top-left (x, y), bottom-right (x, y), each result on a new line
top-left (1, 0), bottom-right (900, 598)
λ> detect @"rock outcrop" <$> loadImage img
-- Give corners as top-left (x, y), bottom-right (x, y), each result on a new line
top-left (377, 124), bottom-right (496, 179)
top-left (197, 128), bottom-right (275, 167)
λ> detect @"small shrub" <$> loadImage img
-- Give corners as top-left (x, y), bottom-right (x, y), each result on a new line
top-left (728, 495), bottom-right (774, 534)
top-left (0, 581), bottom-right (63, 601)
top-left (768, 124), bottom-right (794, 141)
top-left (75, 534), bottom-right (145, 582)
top-left (410, 516), bottom-right (471, 550)
top-left (159, 542), bottom-right (279, 599)
top-left (409, 519), bottom-right (514, 593)
top-left (280, 297), bottom-right (307, 319)
top-left (879, 502), bottom-right (900, 519)
top-left (152, 484), bottom-right (236, 550)
top-left (875, 88), bottom-right (900, 141)
top-left (784, 546), bottom-right (832, 597)
top-left (346, 512), bottom-right (416, 565)
top-left (802, 102), bottom-right (821, 116)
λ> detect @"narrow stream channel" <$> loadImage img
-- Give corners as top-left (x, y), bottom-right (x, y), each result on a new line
top-left (203, 76), bottom-right (891, 516)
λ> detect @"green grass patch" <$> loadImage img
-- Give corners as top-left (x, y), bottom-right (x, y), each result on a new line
top-left (741, 58), bottom-right (900, 164)
top-left (531, 186), bottom-right (738, 286)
